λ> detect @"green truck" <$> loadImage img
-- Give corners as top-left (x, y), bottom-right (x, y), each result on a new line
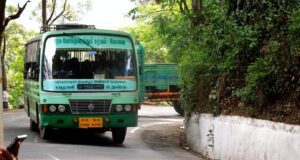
top-left (137, 45), bottom-right (183, 115)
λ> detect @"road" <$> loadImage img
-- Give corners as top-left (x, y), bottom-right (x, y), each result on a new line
top-left (3, 105), bottom-right (201, 160)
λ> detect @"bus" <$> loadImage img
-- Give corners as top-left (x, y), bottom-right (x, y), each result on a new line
top-left (24, 24), bottom-right (139, 144)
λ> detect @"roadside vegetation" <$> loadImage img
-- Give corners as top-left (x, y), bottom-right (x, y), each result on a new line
top-left (127, 0), bottom-right (300, 124)
top-left (5, 22), bottom-right (36, 108)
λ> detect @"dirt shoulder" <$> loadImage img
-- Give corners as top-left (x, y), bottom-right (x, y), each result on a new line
top-left (141, 123), bottom-right (206, 160)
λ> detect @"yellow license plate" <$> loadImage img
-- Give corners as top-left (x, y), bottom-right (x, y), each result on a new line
top-left (79, 118), bottom-right (103, 128)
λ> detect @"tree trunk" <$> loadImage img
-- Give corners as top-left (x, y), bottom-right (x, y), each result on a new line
top-left (0, 0), bottom-right (6, 34)
top-left (191, 0), bottom-right (203, 26)
top-left (1, 35), bottom-right (7, 110)
top-left (0, 0), bottom-right (5, 109)
top-left (42, 0), bottom-right (47, 31)
top-left (192, 0), bottom-right (202, 13)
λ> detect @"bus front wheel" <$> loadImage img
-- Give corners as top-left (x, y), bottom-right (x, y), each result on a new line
top-left (112, 127), bottom-right (127, 144)
top-left (39, 126), bottom-right (52, 139)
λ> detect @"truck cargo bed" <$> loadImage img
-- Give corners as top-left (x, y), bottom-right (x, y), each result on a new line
top-left (143, 64), bottom-right (180, 102)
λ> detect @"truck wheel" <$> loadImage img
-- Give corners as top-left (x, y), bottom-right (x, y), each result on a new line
top-left (40, 126), bottom-right (52, 139)
top-left (112, 127), bottom-right (127, 144)
top-left (173, 101), bottom-right (184, 116)
top-left (30, 119), bottom-right (38, 131)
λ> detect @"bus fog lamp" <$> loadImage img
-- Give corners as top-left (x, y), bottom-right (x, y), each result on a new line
top-left (116, 105), bottom-right (123, 112)
top-left (124, 105), bottom-right (131, 111)
top-left (58, 105), bottom-right (66, 112)
top-left (49, 105), bottom-right (56, 112)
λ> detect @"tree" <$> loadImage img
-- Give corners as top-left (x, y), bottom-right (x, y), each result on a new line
top-left (32, 0), bottom-right (92, 31)
top-left (0, 0), bottom-right (30, 109)
top-left (0, 0), bottom-right (30, 44)
top-left (126, 3), bottom-right (172, 63)
top-left (4, 22), bottom-right (36, 108)
top-left (41, 0), bottom-right (67, 31)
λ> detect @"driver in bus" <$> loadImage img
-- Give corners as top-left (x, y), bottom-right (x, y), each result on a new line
top-left (111, 60), bottom-right (125, 78)
top-left (94, 62), bottom-right (109, 79)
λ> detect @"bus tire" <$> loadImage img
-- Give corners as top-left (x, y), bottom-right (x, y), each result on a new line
top-left (112, 127), bottom-right (127, 144)
top-left (173, 101), bottom-right (184, 116)
top-left (30, 119), bottom-right (38, 131)
top-left (40, 126), bottom-right (52, 139)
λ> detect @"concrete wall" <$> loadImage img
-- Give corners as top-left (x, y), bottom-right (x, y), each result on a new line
top-left (185, 114), bottom-right (300, 160)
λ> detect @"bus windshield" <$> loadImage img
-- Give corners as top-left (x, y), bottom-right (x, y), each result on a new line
top-left (43, 35), bottom-right (137, 91)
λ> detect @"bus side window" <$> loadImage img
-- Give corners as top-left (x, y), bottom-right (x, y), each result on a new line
top-left (25, 62), bottom-right (38, 80)
top-left (24, 63), bottom-right (30, 79)
top-left (35, 49), bottom-right (40, 80)
top-left (25, 41), bottom-right (40, 81)
top-left (28, 66), bottom-right (34, 79)
top-left (32, 63), bottom-right (39, 81)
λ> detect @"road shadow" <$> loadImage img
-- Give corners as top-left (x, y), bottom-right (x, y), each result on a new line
top-left (35, 129), bottom-right (125, 147)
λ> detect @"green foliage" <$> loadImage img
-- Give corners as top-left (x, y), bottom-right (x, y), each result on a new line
top-left (289, 8), bottom-right (300, 56)
top-left (126, 21), bottom-right (170, 63)
top-left (6, 5), bottom-right (17, 14)
top-left (5, 22), bottom-right (37, 109)
top-left (235, 58), bottom-right (274, 103)
top-left (126, 3), bottom-right (175, 63)
top-left (7, 55), bottom-right (24, 108)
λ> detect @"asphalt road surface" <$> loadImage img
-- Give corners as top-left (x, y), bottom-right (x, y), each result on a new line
top-left (3, 105), bottom-right (201, 160)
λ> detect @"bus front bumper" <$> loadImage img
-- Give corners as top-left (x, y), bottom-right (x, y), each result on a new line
top-left (39, 114), bottom-right (138, 129)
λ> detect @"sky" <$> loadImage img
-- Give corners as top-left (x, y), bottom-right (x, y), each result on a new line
top-left (7, 0), bottom-right (137, 31)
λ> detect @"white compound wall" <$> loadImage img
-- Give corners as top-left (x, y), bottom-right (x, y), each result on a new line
top-left (185, 114), bottom-right (300, 160)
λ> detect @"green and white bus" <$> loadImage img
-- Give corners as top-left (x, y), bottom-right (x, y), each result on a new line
top-left (24, 24), bottom-right (139, 144)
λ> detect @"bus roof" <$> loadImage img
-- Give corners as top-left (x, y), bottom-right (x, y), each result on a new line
top-left (26, 28), bottom-right (135, 44)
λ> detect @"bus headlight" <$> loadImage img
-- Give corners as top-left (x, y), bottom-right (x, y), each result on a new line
top-left (58, 105), bottom-right (66, 112)
top-left (115, 105), bottom-right (123, 112)
top-left (124, 105), bottom-right (131, 112)
top-left (49, 105), bottom-right (57, 112)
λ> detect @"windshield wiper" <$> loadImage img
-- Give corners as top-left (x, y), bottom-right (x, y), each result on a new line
top-left (62, 32), bottom-right (97, 52)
